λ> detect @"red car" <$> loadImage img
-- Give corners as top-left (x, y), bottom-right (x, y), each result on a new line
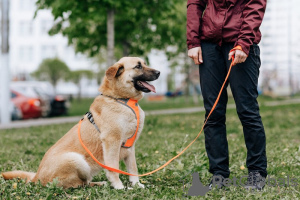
top-left (11, 89), bottom-right (43, 119)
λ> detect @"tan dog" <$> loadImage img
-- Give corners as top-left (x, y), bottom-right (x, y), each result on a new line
top-left (2, 57), bottom-right (160, 189)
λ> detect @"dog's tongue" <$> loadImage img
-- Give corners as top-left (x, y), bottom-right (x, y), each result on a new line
top-left (140, 81), bottom-right (156, 93)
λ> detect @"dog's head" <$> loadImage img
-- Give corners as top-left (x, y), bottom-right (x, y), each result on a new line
top-left (99, 57), bottom-right (160, 100)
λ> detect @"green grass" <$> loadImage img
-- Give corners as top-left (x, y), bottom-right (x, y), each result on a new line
top-left (1, 103), bottom-right (300, 199)
top-left (66, 95), bottom-right (292, 117)
top-left (66, 96), bottom-right (205, 117)
top-left (67, 98), bottom-right (95, 117)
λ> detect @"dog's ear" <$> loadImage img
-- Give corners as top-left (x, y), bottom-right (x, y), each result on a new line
top-left (106, 63), bottom-right (125, 81)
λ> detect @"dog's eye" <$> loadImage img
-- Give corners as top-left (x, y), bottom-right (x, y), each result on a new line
top-left (135, 64), bottom-right (142, 69)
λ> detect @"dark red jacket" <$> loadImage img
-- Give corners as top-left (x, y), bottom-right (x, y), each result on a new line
top-left (187, 0), bottom-right (267, 55)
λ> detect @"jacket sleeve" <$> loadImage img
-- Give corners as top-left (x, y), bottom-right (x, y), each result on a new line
top-left (234, 0), bottom-right (267, 55)
top-left (186, 0), bottom-right (207, 50)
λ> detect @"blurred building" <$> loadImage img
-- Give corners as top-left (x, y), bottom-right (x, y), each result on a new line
top-left (0, 0), bottom-right (168, 96)
top-left (7, 0), bottom-right (97, 76)
top-left (260, 0), bottom-right (300, 95)
top-left (0, 0), bottom-right (100, 97)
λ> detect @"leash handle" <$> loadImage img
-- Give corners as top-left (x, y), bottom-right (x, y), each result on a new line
top-left (78, 56), bottom-right (235, 177)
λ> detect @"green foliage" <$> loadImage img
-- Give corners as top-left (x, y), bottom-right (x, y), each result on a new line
top-left (163, 1), bottom-right (187, 59)
top-left (66, 70), bottom-right (95, 100)
top-left (1, 102), bottom-right (300, 199)
top-left (32, 58), bottom-right (70, 87)
top-left (35, 0), bottom-right (186, 58)
top-left (68, 70), bottom-right (94, 84)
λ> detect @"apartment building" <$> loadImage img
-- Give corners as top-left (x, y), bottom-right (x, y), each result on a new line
top-left (260, 0), bottom-right (300, 95)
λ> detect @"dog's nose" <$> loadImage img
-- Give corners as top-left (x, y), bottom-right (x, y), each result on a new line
top-left (155, 70), bottom-right (160, 78)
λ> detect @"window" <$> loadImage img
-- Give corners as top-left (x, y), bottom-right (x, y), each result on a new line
top-left (41, 45), bottom-right (57, 59)
top-left (19, 21), bottom-right (33, 36)
top-left (19, 0), bottom-right (35, 11)
top-left (19, 46), bottom-right (34, 62)
top-left (64, 46), bottom-right (74, 59)
top-left (40, 20), bottom-right (53, 34)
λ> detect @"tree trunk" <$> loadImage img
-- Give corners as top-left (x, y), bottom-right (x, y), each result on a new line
top-left (52, 80), bottom-right (57, 95)
top-left (0, 0), bottom-right (11, 123)
top-left (192, 84), bottom-right (199, 105)
top-left (107, 9), bottom-right (115, 66)
top-left (77, 82), bottom-right (82, 102)
top-left (122, 41), bottom-right (130, 56)
top-left (184, 52), bottom-right (191, 104)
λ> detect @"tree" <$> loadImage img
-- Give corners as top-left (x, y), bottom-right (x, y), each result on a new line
top-left (107, 8), bottom-right (115, 66)
top-left (35, 0), bottom-right (184, 63)
top-left (161, 1), bottom-right (196, 102)
top-left (68, 70), bottom-right (94, 100)
top-left (35, 0), bottom-right (192, 99)
top-left (32, 58), bottom-right (70, 91)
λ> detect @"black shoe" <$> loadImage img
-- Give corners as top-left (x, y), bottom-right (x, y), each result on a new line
top-left (208, 175), bottom-right (225, 190)
top-left (244, 171), bottom-right (266, 191)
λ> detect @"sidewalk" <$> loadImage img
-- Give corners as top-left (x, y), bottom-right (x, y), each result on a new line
top-left (1, 98), bottom-right (300, 130)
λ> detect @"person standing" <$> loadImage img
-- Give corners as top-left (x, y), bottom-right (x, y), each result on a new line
top-left (186, 0), bottom-right (267, 190)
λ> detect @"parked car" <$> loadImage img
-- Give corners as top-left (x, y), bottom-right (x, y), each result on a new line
top-left (49, 94), bottom-right (69, 116)
top-left (11, 89), bottom-right (43, 119)
top-left (11, 81), bottom-right (69, 117)
top-left (0, 93), bottom-right (22, 121)
top-left (11, 84), bottom-right (51, 117)
top-left (9, 101), bottom-right (23, 120)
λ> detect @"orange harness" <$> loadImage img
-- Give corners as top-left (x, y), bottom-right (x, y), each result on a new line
top-left (84, 96), bottom-right (139, 148)
top-left (116, 98), bottom-right (140, 148)
top-left (78, 53), bottom-right (237, 177)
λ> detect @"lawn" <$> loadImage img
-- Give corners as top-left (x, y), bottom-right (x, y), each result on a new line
top-left (66, 95), bottom-right (287, 117)
top-left (66, 96), bottom-right (204, 117)
top-left (1, 102), bottom-right (300, 199)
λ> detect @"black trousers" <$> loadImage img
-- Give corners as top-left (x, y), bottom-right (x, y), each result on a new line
top-left (199, 42), bottom-right (267, 178)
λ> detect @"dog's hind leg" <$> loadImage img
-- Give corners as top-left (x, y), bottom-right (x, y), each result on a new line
top-left (89, 181), bottom-right (107, 187)
top-left (57, 174), bottom-right (87, 188)
top-left (51, 152), bottom-right (92, 188)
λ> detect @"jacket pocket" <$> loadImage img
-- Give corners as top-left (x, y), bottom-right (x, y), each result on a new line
top-left (201, 4), bottom-right (216, 38)
top-left (250, 44), bottom-right (260, 57)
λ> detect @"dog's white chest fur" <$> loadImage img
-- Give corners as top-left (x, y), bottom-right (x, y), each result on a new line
top-left (119, 106), bottom-right (145, 144)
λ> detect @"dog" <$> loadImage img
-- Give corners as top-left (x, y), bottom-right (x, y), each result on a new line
top-left (2, 57), bottom-right (160, 189)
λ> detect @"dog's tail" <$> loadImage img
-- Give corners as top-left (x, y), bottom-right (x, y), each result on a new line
top-left (1, 171), bottom-right (36, 183)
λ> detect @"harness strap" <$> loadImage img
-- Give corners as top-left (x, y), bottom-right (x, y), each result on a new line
top-left (120, 99), bottom-right (139, 148)
top-left (86, 95), bottom-right (140, 148)
top-left (85, 111), bottom-right (101, 133)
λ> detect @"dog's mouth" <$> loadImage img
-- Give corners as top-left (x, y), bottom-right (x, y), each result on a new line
top-left (133, 69), bottom-right (160, 93)
top-left (135, 80), bottom-right (156, 93)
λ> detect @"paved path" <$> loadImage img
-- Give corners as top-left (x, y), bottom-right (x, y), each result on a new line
top-left (1, 98), bottom-right (300, 130)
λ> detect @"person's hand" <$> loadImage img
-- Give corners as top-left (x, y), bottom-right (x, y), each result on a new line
top-left (188, 47), bottom-right (203, 65)
top-left (228, 49), bottom-right (247, 66)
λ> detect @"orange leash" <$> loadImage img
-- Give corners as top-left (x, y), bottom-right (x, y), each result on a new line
top-left (78, 55), bottom-right (236, 177)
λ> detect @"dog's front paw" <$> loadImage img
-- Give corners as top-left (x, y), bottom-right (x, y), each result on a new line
top-left (112, 183), bottom-right (125, 190)
top-left (132, 182), bottom-right (145, 188)
top-left (137, 182), bottom-right (145, 188)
